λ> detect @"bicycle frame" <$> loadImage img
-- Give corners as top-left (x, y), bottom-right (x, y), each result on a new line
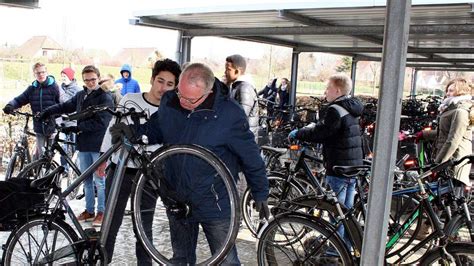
top-left (38, 139), bottom-right (130, 263)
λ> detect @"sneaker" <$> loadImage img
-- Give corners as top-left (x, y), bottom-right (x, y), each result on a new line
top-left (92, 212), bottom-right (104, 227)
top-left (77, 210), bottom-right (95, 222)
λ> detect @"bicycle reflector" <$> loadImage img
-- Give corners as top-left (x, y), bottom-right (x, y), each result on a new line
top-left (404, 159), bottom-right (416, 168)
top-left (289, 145), bottom-right (299, 150)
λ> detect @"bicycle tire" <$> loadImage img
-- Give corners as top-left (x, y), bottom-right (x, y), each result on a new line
top-left (5, 151), bottom-right (25, 180)
top-left (257, 214), bottom-right (353, 265)
top-left (419, 242), bottom-right (474, 265)
top-left (16, 158), bottom-right (59, 180)
top-left (444, 214), bottom-right (474, 243)
top-left (131, 144), bottom-right (240, 265)
top-left (2, 216), bottom-right (79, 265)
top-left (67, 151), bottom-right (81, 200)
top-left (242, 174), bottom-right (305, 236)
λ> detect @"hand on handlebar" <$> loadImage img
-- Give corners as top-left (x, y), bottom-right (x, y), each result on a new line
top-left (288, 129), bottom-right (299, 141)
top-left (110, 122), bottom-right (135, 144)
top-left (38, 110), bottom-right (51, 121)
top-left (2, 104), bottom-right (14, 115)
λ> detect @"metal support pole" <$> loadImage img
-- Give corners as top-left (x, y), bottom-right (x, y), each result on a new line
top-left (361, 0), bottom-right (411, 265)
top-left (410, 68), bottom-right (418, 96)
top-left (350, 58), bottom-right (357, 97)
top-left (289, 50), bottom-right (299, 107)
top-left (175, 31), bottom-right (183, 64)
top-left (177, 35), bottom-right (192, 66)
top-left (182, 37), bottom-right (192, 64)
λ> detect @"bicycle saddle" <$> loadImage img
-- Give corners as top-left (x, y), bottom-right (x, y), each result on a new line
top-left (30, 166), bottom-right (65, 190)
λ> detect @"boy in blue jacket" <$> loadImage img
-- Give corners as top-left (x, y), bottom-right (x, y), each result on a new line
top-left (3, 62), bottom-right (60, 159)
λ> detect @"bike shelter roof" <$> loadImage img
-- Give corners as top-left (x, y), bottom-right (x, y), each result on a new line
top-left (130, 1), bottom-right (474, 69)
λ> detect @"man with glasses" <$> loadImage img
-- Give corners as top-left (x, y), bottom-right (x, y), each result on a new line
top-left (110, 63), bottom-right (269, 264)
top-left (3, 62), bottom-right (60, 159)
top-left (39, 65), bottom-right (113, 227)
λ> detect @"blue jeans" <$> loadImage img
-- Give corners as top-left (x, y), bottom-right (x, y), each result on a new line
top-left (168, 215), bottom-right (240, 265)
top-left (34, 133), bottom-right (50, 160)
top-left (78, 152), bottom-right (105, 214)
top-left (326, 175), bottom-right (356, 249)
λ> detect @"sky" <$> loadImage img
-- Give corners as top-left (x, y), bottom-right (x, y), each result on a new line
top-left (0, 0), bottom-right (302, 60)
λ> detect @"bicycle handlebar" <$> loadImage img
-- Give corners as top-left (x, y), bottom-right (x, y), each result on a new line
top-left (418, 154), bottom-right (474, 180)
top-left (64, 106), bottom-right (148, 122)
top-left (12, 111), bottom-right (37, 118)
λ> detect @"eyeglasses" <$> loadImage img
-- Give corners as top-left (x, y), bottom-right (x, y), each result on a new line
top-left (35, 71), bottom-right (47, 76)
top-left (83, 78), bottom-right (98, 83)
top-left (176, 89), bottom-right (210, 105)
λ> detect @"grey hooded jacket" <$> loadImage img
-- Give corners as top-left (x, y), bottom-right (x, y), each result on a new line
top-left (230, 80), bottom-right (259, 139)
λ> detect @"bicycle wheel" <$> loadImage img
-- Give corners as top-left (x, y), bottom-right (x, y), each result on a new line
top-left (444, 214), bottom-right (474, 243)
top-left (16, 158), bottom-right (59, 180)
top-left (67, 151), bottom-right (81, 200)
top-left (257, 214), bottom-right (352, 265)
top-left (419, 242), bottom-right (474, 265)
top-left (132, 144), bottom-right (240, 265)
top-left (2, 216), bottom-right (79, 265)
top-left (5, 151), bottom-right (25, 180)
top-left (242, 174), bottom-right (305, 236)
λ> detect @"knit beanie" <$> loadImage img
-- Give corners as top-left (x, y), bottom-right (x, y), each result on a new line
top-left (61, 67), bottom-right (75, 81)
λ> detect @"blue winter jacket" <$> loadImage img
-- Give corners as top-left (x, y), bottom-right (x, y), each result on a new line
top-left (8, 75), bottom-right (60, 136)
top-left (44, 87), bottom-right (113, 152)
top-left (115, 64), bottom-right (140, 96)
top-left (136, 79), bottom-right (268, 221)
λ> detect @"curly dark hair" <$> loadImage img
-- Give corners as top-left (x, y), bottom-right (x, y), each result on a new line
top-left (152, 59), bottom-right (182, 85)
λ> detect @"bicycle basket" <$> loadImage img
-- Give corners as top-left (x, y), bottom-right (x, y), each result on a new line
top-left (0, 178), bottom-right (45, 230)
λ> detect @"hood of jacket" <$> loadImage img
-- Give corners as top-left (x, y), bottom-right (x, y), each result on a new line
top-left (332, 96), bottom-right (364, 117)
top-left (120, 64), bottom-right (132, 80)
top-left (32, 75), bottom-right (55, 88)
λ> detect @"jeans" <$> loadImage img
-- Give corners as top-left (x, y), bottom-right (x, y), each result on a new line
top-left (78, 152), bottom-right (105, 214)
top-left (325, 175), bottom-right (356, 249)
top-left (168, 215), bottom-right (240, 265)
top-left (59, 133), bottom-right (76, 171)
top-left (34, 134), bottom-right (50, 160)
top-left (104, 164), bottom-right (152, 265)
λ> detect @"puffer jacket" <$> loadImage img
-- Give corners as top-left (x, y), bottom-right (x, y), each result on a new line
top-left (43, 87), bottom-right (113, 152)
top-left (296, 96), bottom-right (364, 176)
top-left (136, 78), bottom-right (268, 221)
top-left (258, 78), bottom-right (277, 102)
top-left (230, 80), bottom-right (259, 139)
top-left (8, 75), bottom-right (60, 135)
top-left (423, 98), bottom-right (472, 185)
top-left (115, 64), bottom-right (140, 96)
top-left (59, 80), bottom-right (81, 126)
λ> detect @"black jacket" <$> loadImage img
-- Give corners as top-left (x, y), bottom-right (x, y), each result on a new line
top-left (296, 96), bottom-right (364, 176)
top-left (44, 87), bottom-right (113, 152)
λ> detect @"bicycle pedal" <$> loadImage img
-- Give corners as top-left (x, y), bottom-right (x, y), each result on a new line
top-left (76, 193), bottom-right (85, 200)
top-left (84, 228), bottom-right (100, 240)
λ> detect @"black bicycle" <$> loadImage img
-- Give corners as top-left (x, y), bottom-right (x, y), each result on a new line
top-left (2, 106), bottom-right (240, 265)
top-left (4, 111), bottom-right (36, 180)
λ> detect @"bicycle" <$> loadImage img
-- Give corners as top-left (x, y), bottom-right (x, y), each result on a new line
top-left (2, 106), bottom-right (240, 265)
top-left (256, 154), bottom-right (474, 265)
top-left (242, 142), bottom-right (325, 236)
top-left (4, 111), bottom-right (36, 180)
top-left (15, 121), bottom-right (82, 200)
